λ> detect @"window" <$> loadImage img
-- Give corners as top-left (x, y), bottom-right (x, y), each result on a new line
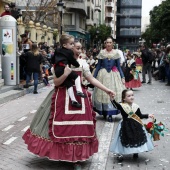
top-left (63, 13), bottom-right (74, 25)
top-left (120, 18), bottom-right (141, 26)
top-left (120, 0), bottom-right (142, 6)
top-left (120, 8), bottom-right (141, 16)
top-left (87, 6), bottom-right (90, 19)
top-left (91, 9), bottom-right (93, 20)
top-left (79, 17), bottom-right (85, 29)
top-left (120, 27), bottom-right (141, 36)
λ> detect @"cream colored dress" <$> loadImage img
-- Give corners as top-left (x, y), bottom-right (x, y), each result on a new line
top-left (92, 49), bottom-right (125, 116)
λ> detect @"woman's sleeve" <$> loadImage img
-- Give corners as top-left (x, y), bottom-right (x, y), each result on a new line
top-left (82, 60), bottom-right (91, 78)
top-left (136, 108), bottom-right (149, 119)
top-left (116, 58), bottom-right (125, 78)
top-left (93, 59), bottom-right (101, 78)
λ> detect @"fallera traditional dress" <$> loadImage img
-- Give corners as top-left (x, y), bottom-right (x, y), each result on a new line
top-left (22, 58), bottom-right (98, 162)
top-left (93, 49), bottom-right (125, 117)
top-left (125, 59), bottom-right (142, 89)
top-left (110, 101), bottom-right (154, 155)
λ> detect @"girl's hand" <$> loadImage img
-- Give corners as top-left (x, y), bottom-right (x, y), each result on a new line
top-left (149, 114), bottom-right (154, 119)
top-left (64, 65), bottom-right (72, 76)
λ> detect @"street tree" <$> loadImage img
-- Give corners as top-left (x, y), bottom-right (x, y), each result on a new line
top-left (18, 0), bottom-right (60, 29)
top-left (89, 24), bottom-right (112, 45)
top-left (142, 0), bottom-right (170, 46)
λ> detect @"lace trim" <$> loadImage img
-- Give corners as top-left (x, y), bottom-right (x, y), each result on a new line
top-left (53, 121), bottom-right (93, 125)
top-left (97, 49), bottom-right (120, 60)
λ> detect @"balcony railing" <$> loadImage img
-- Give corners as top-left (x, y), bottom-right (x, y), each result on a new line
top-left (106, 21), bottom-right (115, 28)
top-left (64, 0), bottom-right (86, 13)
top-left (105, 2), bottom-right (114, 7)
top-left (105, 12), bottom-right (114, 18)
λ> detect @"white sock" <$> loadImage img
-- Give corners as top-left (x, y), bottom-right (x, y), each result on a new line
top-left (67, 87), bottom-right (77, 102)
top-left (75, 76), bottom-right (83, 93)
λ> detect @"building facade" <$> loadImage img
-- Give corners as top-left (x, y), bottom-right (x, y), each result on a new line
top-left (116, 0), bottom-right (142, 51)
top-left (63, 0), bottom-right (87, 46)
top-left (105, 0), bottom-right (117, 39)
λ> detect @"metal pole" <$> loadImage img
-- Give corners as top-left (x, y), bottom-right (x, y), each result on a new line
top-left (60, 11), bottom-right (62, 36)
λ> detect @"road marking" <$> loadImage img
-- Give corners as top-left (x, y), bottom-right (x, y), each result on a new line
top-left (3, 137), bottom-right (17, 145)
top-left (30, 110), bottom-right (37, 114)
top-left (89, 122), bottom-right (115, 170)
top-left (18, 116), bottom-right (27, 121)
top-left (2, 125), bottom-right (14, 131)
top-left (21, 126), bottom-right (30, 132)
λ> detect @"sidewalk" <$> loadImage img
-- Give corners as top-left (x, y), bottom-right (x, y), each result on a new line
top-left (0, 76), bottom-right (53, 105)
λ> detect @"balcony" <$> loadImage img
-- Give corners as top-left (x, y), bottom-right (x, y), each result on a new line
top-left (105, 12), bottom-right (114, 18)
top-left (64, 25), bottom-right (76, 31)
top-left (64, 0), bottom-right (86, 15)
top-left (86, 19), bottom-right (94, 26)
top-left (106, 21), bottom-right (115, 28)
top-left (105, 2), bottom-right (114, 8)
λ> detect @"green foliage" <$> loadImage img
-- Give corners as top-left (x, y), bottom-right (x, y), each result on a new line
top-left (142, 0), bottom-right (170, 47)
top-left (89, 24), bottom-right (112, 44)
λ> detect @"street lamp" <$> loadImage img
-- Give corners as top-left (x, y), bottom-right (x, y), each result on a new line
top-left (57, 0), bottom-right (64, 36)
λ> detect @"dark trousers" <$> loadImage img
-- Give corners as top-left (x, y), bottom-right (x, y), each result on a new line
top-left (142, 63), bottom-right (152, 82)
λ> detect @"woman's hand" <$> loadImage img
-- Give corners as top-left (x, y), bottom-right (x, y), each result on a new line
top-left (149, 114), bottom-right (154, 119)
top-left (122, 78), bottom-right (125, 84)
top-left (63, 65), bottom-right (72, 77)
top-left (105, 89), bottom-right (116, 99)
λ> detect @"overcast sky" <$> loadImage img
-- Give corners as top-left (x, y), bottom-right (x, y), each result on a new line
top-left (142, 0), bottom-right (161, 17)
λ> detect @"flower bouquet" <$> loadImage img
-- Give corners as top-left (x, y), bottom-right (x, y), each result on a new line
top-left (144, 119), bottom-right (168, 141)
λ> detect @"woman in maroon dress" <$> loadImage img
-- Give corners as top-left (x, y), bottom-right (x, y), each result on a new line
top-left (22, 40), bottom-right (115, 169)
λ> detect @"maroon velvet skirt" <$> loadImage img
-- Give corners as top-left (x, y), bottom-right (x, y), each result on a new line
top-left (23, 86), bottom-right (98, 162)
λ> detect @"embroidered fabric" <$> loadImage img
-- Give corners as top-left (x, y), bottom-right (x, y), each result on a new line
top-left (119, 118), bottom-right (147, 148)
top-left (97, 49), bottom-right (120, 60)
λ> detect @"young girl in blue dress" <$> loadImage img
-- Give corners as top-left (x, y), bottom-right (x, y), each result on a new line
top-left (110, 89), bottom-right (154, 160)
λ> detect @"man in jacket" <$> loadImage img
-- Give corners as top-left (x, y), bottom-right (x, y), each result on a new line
top-left (139, 45), bottom-right (153, 84)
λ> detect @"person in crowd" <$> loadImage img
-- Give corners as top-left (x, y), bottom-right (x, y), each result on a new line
top-left (19, 33), bottom-right (33, 81)
top-left (22, 43), bottom-right (44, 94)
top-left (52, 34), bottom-right (86, 108)
top-left (139, 44), bottom-right (153, 84)
top-left (41, 49), bottom-right (51, 75)
top-left (93, 36), bottom-right (125, 122)
top-left (124, 54), bottom-right (141, 90)
top-left (110, 89), bottom-right (154, 161)
top-left (22, 40), bottom-right (115, 170)
top-left (20, 33), bottom-right (32, 53)
top-left (134, 52), bottom-right (142, 73)
top-left (87, 55), bottom-right (96, 73)
top-left (0, 4), bottom-right (11, 17)
top-left (41, 42), bottom-right (49, 53)
top-left (164, 45), bottom-right (170, 86)
top-left (79, 47), bottom-right (88, 60)
top-left (158, 46), bottom-right (166, 82)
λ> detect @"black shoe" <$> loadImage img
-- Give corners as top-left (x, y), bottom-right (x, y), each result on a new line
top-left (147, 81), bottom-right (151, 84)
top-left (71, 101), bottom-right (82, 108)
top-left (33, 91), bottom-right (38, 94)
top-left (23, 84), bottom-right (29, 88)
top-left (76, 91), bottom-right (87, 98)
top-left (117, 155), bottom-right (123, 162)
top-left (133, 153), bottom-right (138, 159)
top-left (141, 81), bottom-right (146, 83)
